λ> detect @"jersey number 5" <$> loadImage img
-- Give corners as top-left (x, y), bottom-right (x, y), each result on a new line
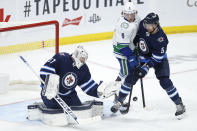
top-left (161, 47), bottom-right (165, 54)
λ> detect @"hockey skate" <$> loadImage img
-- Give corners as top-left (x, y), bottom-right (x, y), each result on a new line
top-left (111, 94), bottom-right (122, 113)
top-left (119, 103), bottom-right (130, 114)
top-left (175, 98), bottom-right (186, 120)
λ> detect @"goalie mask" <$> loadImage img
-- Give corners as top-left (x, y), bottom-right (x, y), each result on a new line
top-left (72, 46), bottom-right (88, 69)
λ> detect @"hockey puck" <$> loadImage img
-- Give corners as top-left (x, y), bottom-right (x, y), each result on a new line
top-left (133, 96), bottom-right (138, 101)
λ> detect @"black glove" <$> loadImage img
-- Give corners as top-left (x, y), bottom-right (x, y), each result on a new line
top-left (138, 64), bottom-right (149, 78)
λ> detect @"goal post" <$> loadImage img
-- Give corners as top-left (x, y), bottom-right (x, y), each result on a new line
top-left (0, 20), bottom-right (59, 54)
top-left (0, 20), bottom-right (60, 87)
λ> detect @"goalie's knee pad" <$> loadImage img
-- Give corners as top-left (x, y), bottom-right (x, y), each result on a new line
top-left (27, 100), bottom-right (103, 126)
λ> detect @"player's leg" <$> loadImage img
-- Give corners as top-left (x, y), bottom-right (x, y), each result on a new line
top-left (115, 58), bottom-right (128, 82)
top-left (111, 66), bottom-right (139, 113)
top-left (154, 58), bottom-right (186, 117)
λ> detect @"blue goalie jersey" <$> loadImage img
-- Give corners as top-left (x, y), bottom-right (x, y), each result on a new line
top-left (40, 52), bottom-right (99, 98)
top-left (138, 20), bottom-right (169, 67)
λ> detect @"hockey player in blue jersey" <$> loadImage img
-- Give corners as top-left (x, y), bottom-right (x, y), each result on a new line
top-left (40, 46), bottom-right (118, 109)
top-left (112, 13), bottom-right (186, 119)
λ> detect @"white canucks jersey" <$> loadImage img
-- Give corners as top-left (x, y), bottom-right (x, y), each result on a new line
top-left (113, 15), bottom-right (140, 59)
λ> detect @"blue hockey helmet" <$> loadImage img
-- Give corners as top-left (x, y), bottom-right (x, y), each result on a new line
top-left (144, 13), bottom-right (159, 25)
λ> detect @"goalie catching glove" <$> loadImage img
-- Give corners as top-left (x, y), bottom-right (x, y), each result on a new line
top-left (42, 74), bottom-right (60, 100)
top-left (97, 81), bottom-right (121, 99)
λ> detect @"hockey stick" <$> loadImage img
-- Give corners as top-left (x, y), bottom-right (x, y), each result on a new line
top-left (140, 78), bottom-right (146, 108)
top-left (19, 55), bottom-right (79, 124)
top-left (136, 47), bottom-right (146, 108)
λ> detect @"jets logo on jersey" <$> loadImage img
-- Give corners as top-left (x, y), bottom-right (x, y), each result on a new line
top-left (158, 37), bottom-right (164, 42)
top-left (62, 72), bottom-right (77, 89)
top-left (139, 38), bottom-right (149, 54)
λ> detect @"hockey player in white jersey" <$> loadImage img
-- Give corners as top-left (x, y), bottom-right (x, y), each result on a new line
top-left (111, 2), bottom-right (140, 113)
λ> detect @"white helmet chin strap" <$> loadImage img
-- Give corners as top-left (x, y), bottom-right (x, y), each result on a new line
top-left (72, 46), bottom-right (88, 69)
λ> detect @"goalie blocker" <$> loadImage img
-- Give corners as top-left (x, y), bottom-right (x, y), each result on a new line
top-left (27, 100), bottom-right (103, 126)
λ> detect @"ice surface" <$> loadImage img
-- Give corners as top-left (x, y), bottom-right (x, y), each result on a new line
top-left (0, 33), bottom-right (197, 131)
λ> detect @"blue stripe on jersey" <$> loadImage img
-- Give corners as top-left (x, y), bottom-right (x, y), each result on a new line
top-left (140, 56), bottom-right (152, 63)
top-left (84, 83), bottom-right (97, 93)
top-left (58, 90), bottom-right (73, 96)
top-left (81, 80), bottom-right (95, 91)
top-left (152, 54), bottom-right (165, 60)
top-left (40, 65), bottom-right (56, 74)
top-left (40, 71), bottom-right (54, 76)
top-left (79, 78), bottom-right (98, 94)
top-left (120, 84), bottom-right (130, 95)
top-left (79, 78), bottom-right (93, 89)
top-left (151, 56), bottom-right (162, 63)
top-left (81, 81), bottom-right (95, 91)
top-left (151, 53), bottom-right (167, 63)
top-left (42, 65), bottom-right (55, 72)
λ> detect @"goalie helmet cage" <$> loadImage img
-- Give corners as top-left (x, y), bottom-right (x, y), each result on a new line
top-left (0, 20), bottom-right (59, 86)
top-left (0, 20), bottom-right (59, 54)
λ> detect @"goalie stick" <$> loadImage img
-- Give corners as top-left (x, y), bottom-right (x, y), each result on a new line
top-left (19, 55), bottom-right (79, 124)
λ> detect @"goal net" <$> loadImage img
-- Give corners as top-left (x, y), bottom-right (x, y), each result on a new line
top-left (0, 21), bottom-right (59, 88)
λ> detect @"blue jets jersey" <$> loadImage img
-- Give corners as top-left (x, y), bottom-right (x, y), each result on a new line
top-left (40, 52), bottom-right (99, 98)
top-left (137, 20), bottom-right (168, 67)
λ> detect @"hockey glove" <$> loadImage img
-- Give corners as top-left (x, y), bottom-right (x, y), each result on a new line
top-left (138, 64), bottom-right (149, 78)
top-left (119, 46), bottom-right (133, 57)
top-left (128, 55), bottom-right (138, 69)
top-left (42, 74), bottom-right (59, 100)
top-left (97, 81), bottom-right (121, 99)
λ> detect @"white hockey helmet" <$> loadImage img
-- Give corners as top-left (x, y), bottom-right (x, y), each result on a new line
top-left (72, 46), bottom-right (88, 69)
top-left (122, 2), bottom-right (137, 14)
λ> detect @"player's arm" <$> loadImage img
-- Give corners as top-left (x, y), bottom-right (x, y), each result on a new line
top-left (79, 66), bottom-right (120, 99)
top-left (39, 54), bottom-right (61, 99)
top-left (78, 67), bottom-right (99, 98)
top-left (40, 54), bottom-right (60, 88)
top-left (138, 40), bottom-right (168, 78)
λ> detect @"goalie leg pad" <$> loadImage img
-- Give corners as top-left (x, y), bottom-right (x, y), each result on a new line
top-left (27, 100), bottom-right (103, 126)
